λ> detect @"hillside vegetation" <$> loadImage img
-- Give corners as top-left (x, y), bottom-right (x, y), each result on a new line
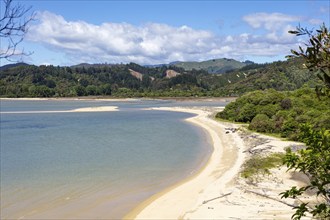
top-left (0, 58), bottom-right (319, 98)
top-left (216, 87), bottom-right (330, 140)
top-left (173, 58), bottom-right (249, 73)
top-left (220, 24), bottom-right (330, 220)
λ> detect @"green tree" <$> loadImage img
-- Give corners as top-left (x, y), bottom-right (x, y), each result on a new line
top-left (281, 125), bottom-right (330, 219)
top-left (249, 113), bottom-right (274, 133)
top-left (281, 24), bottom-right (330, 219)
top-left (287, 24), bottom-right (330, 96)
top-left (74, 85), bottom-right (86, 96)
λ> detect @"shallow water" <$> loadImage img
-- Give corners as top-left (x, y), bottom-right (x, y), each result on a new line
top-left (0, 99), bottom-right (225, 219)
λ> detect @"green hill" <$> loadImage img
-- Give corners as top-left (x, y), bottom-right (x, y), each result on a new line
top-left (220, 58), bottom-right (320, 95)
top-left (0, 62), bottom-right (29, 71)
top-left (173, 58), bottom-right (249, 74)
top-left (0, 58), bottom-right (322, 98)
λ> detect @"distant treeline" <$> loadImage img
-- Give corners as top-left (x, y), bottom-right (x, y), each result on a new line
top-left (0, 58), bottom-right (320, 98)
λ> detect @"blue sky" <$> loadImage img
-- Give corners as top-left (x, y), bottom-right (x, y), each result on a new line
top-left (1, 0), bottom-right (329, 66)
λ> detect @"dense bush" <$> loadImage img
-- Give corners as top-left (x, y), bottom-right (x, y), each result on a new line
top-left (249, 114), bottom-right (274, 133)
top-left (216, 87), bottom-right (330, 140)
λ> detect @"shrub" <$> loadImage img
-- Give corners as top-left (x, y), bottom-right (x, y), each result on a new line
top-left (237, 103), bottom-right (257, 122)
top-left (257, 104), bottom-right (281, 118)
top-left (241, 153), bottom-right (285, 180)
top-left (249, 114), bottom-right (275, 133)
top-left (281, 98), bottom-right (292, 109)
top-left (216, 101), bottom-right (240, 121)
top-left (281, 118), bottom-right (299, 139)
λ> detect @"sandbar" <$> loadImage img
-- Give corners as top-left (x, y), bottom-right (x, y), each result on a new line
top-left (0, 106), bottom-right (118, 114)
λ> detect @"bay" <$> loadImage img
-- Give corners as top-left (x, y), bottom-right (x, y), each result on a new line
top-left (0, 99), bottom-right (225, 219)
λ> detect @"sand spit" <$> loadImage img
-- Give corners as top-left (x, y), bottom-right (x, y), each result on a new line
top-left (0, 97), bottom-right (140, 102)
top-left (128, 107), bottom-right (308, 220)
top-left (0, 106), bottom-right (118, 114)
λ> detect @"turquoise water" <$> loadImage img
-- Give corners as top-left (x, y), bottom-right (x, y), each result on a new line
top-left (0, 99), bottom-right (224, 219)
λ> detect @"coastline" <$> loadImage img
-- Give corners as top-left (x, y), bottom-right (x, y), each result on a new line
top-left (126, 107), bottom-right (306, 219)
top-left (125, 106), bottom-right (245, 219)
top-left (0, 97), bottom-right (141, 102)
top-left (0, 96), bottom-right (235, 103)
top-left (0, 106), bottom-right (119, 114)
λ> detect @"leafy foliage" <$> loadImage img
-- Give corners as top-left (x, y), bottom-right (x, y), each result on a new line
top-left (249, 114), bottom-right (274, 133)
top-left (216, 87), bottom-right (330, 140)
top-left (287, 24), bottom-right (330, 97)
top-left (280, 125), bottom-right (330, 219)
top-left (279, 24), bottom-right (330, 220)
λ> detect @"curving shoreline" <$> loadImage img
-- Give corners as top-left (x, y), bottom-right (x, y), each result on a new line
top-left (126, 107), bottom-right (305, 219)
top-left (126, 107), bottom-right (245, 219)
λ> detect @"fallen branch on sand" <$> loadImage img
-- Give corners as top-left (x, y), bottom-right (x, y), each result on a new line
top-left (244, 189), bottom-right (297, 208)
top-left (244, 145), bottom-right (274, 155)
top-left (202, 192), bottom-right (232, 204)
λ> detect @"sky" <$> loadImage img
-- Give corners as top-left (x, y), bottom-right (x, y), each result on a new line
top-left (1, 0), bottom-right (329, 66)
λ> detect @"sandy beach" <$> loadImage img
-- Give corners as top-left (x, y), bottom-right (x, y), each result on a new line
top-left (0, 106), bottom-right (119, 114)
top-left (127, 107), bottom-right (307, 220)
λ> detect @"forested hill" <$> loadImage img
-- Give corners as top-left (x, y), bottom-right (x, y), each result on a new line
top-left (173, 58), bottom-right (250, 74)
top-left (217, 57), bottom-right (321, 95)
top-left (0, 58), bottom-right (319, 98)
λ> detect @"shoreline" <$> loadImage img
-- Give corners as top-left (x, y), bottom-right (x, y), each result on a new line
top-left (0, 97), bottom-right (141, 102)
top-left (0, 97), bottom-right (236, 103)
top-left (125, 107), bottom-right (245, 219)
top-left (0, 106), bottom-right (119, 114)
top-left (126, 107), bottom-right (306, 219)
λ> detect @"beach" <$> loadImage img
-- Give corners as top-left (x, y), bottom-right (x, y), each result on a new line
top-left (0, 106), bottom-right (119, 114)
top-left (127, 107), bottom-right (307, 220)
top-left (1, 99), bottom-right (309, 219)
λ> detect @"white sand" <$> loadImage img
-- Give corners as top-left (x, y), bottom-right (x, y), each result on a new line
top-left (128, 107), bottom-right (308, 220)
top-left (0, 106), bottom-right (118, 114)
top-left (70, 106), bottom-right (118, 112)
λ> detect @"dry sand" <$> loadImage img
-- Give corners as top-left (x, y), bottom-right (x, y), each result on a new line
top-left (0, 106), bottom-right (118, 114)
top-left (127, 107), bottom-right (308, 220)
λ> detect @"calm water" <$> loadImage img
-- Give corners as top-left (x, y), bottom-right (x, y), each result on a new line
top-left (0, 99), bottom-right (226, 219)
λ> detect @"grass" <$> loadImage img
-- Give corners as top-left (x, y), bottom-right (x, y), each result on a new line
top-left (241, 153), bottom-right (285, 180)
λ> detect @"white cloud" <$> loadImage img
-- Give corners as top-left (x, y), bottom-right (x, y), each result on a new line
top-left (242, 13), bottom-right (301, 31)
top-left (308, 18), bottom-right (323, 25)
top-left (26, 11), bottom-right (312, 65)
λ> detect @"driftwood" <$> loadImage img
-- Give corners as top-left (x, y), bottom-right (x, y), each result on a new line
top-left (244, 145), bottom-right (274, 155)
top-left (202, 192), bottom-right (232, 204)
top-left (244, 189), bottom-right (297, 208)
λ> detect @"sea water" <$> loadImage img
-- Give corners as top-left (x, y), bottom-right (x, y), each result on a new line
top-left (0, 99), bottom-right (225, 219)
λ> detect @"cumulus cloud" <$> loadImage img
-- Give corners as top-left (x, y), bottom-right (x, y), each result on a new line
top-left (27, 11), bottom-right (309, 64)
top-left (243, 13), bottom-right (301, 30)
